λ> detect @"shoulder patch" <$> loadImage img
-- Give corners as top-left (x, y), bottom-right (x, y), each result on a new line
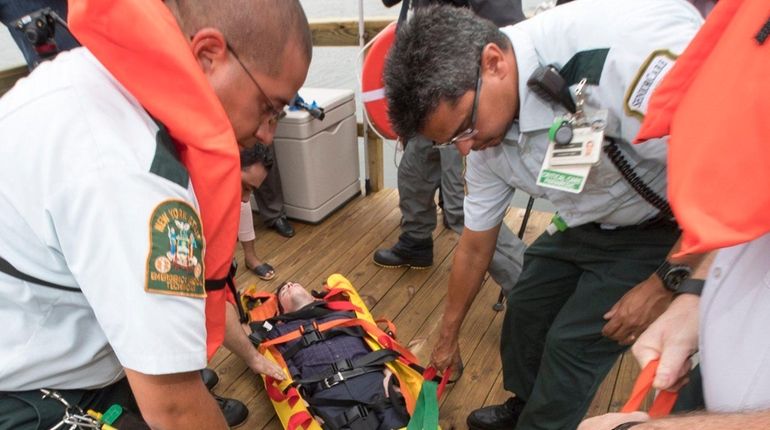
top-left (145, 200), bottom-right (205, 298)
top-left (624, 49), bottom-right (678, 120)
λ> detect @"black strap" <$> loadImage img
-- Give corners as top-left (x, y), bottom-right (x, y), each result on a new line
top-left (225, 260), bottom-right (249, 324)
top-left (205, 277), bottom-right (227, 291)
top-left (397, 0), bottom-right (410, 29)
top-left (0, 255), bottom-right (80, 292)
top-left (293, 349), bottom-right (399, 390)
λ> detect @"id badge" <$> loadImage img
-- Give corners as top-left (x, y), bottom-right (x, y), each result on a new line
top-left (545, 110), bottom-right (607, 167)
top-left (537, 163), bottom-right (591, 194)
top-left (537, 110), bottom-right (607, 194)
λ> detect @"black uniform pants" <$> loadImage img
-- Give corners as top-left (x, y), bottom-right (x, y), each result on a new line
top-left (0, 378), bottom-right (140, 430)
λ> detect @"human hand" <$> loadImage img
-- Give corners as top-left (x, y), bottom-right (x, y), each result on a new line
top-left (602, 276), bottom-right (674, 345)
top-left (429, 329), bottom-right (461, 373)
top-left (632, 294), bottom-right (700, 390)
top-left (249, 354), bottom-right (286, 381)
top-left (577, 412), bottom-right (649, 430)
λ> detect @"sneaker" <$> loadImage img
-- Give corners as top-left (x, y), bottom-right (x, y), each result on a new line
top-left (467, 397), bottom-right (526, 430)
top-left (213, 395), bottom-right (249, 428)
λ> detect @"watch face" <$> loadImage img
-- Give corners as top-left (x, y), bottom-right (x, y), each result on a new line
top-left (665, 266), bottom-right (692, 291)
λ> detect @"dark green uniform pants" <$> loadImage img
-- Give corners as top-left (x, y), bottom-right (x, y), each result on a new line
top-left (502, 222), bottom-right (679, 430)
top-left (0, 378), bottom-right (139, 430)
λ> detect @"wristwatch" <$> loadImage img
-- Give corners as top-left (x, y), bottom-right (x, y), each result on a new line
top-left (676, 278), bottom-right (705, 296)
top-left (655, 260), bottom-right (693, 293)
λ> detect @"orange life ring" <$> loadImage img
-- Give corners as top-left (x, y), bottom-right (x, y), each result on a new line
top-left (362, 21), bottom-right (398, 140)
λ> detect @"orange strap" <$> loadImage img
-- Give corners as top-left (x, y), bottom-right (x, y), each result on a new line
top-left (259, 317), bottom-right (419, 365)
top-left (376, 318), bottom-right (398, 339)
top-left (621, 360), bottom-right (678, 418)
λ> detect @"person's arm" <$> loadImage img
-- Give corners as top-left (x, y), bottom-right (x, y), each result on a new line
top-left (631, 251), bottom-right (715, 389)
top-left (601, 238), bottom-right (708, 345)
top-left (634, 411), bottom-right (770, 429)
top-left (223, 301), bottom-right (285, 380)
top-left (430, 224), bottom-right (501, 370)
top-left (125, 369), bottom-right (227, 430)
top-left (578, 410), bottom-right (770, 430)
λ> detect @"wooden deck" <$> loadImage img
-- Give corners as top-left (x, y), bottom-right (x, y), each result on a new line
top-left (210, 189), bottom-right (646, 429)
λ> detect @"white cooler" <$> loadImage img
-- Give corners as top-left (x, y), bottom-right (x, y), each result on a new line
top-left (272, 88), bottom-right (360, 223)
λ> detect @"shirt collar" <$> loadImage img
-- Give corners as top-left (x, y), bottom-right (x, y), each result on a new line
top-left (502, 24), bottom-right (559, 135)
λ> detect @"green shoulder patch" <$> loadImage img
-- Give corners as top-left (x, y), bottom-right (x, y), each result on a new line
top-left (145, 200), bottom-right (205, 298)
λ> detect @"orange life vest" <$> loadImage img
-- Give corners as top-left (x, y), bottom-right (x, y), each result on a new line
top-left (68, 0), bottom-right (240, 358)
top-left (635, 0), bottom-right (770, 255)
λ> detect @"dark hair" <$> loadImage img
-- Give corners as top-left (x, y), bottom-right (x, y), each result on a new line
top-left (275, 281), bottom-right (292, 314)
top-left (383, 5), bottom-right (510, 138)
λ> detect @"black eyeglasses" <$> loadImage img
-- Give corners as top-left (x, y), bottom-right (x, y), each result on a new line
top-left (227, 43), bottom-right (287, 126)
top-left (433, 68), bottom-right (482, 147)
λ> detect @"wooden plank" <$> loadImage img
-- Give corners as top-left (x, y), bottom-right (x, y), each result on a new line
top-left (586, 357), bottom-right (622, 417)
top-left (261, 189), bottom-right (399, 289)
top-left (234, 189), bottom-right (396, 289)
top-left (309, 17), bottom-right (392, 47)
top-left (304, 204), bottom-right (402, 288)
top-left (0, 65), bottom-right (27, 96)
top-left (609, 352), bottom-right (649, 412)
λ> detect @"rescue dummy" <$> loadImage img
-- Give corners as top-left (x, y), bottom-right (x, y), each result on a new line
top-left (242, 274), bottom-right (447, 430)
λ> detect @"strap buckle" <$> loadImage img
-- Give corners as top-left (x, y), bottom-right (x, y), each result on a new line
top-left (332, 358), bottom-right (354, 373)
top-left (323, 372), bottom-right (345, 389)
top-left (299, 321), bottom-right (323, 346)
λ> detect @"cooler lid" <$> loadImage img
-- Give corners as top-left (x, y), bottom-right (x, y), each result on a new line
top-left (279, 87), bottom-right (355, 125)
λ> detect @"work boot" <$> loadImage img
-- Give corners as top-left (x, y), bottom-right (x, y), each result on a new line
top-left (373, 234), bottom-right (432, 269)
top-left (466, 397), bottom-right (526, 430)
top-left (214, 395), bottom-right (249, 428)
top-left (201, 368), bottom-right (219, 391)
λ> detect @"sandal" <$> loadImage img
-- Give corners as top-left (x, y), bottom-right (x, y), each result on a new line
top-left (249, 262), bottom-right (276, 281)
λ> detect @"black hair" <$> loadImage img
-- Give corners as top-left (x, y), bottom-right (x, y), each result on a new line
top-left (383, 5), bottom-right (510, 138)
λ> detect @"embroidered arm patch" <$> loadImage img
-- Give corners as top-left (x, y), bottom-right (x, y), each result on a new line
top-left (624, 49), bottom-right (678, 120)
top-left (145, 200), bottom-right (206, 298)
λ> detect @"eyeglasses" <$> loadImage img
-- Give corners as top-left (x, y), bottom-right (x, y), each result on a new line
top-left (433, 69), bottom-right (482, 147)
top-left (227, 43), bottom-right (287, 126)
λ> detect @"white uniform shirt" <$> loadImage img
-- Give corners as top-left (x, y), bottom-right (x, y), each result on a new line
top-left (700, 232), bottom-right (770, 412)
top-left (0, 48), bottom-right (207, 391)
top-left (464, 0), bottom-right (703, 231)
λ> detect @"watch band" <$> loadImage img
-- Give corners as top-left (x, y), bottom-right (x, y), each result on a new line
top-left (655, 260), bottom-right (672, 280)
top-left (675, 278), bottom-right (705, 296)
top-left (612, 421), bottom-right (644, 430)
top-left (655, 260), bottom-right (693, 292)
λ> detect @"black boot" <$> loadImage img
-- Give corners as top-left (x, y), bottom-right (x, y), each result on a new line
top-left (213, 394), bottom-right (249, 428)
top-left (467, 397), bottom-right (526, 430)
top-left (373, 234), bottom-right (433, 269)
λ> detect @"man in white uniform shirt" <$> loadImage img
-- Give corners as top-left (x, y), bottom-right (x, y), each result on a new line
top-left (0, 0), bottom-right (310, 428)
top-left (383, 1), bottom-right (706, 429)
